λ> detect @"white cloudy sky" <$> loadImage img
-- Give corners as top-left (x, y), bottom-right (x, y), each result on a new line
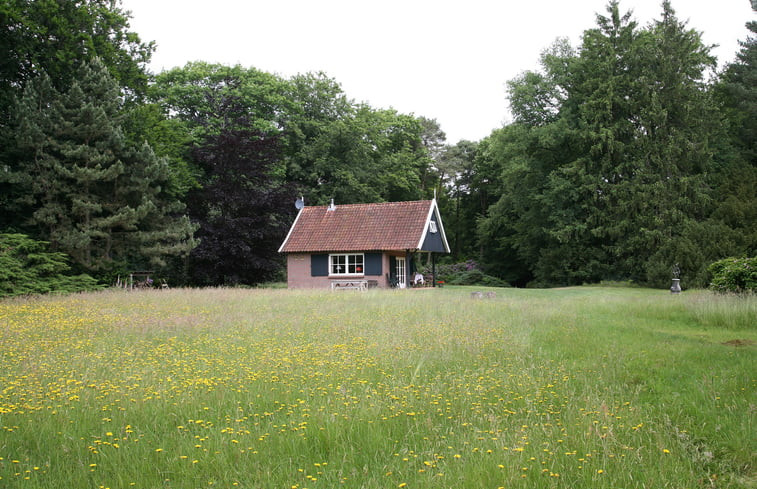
top-left (122, 0), bottom-right (755, 143)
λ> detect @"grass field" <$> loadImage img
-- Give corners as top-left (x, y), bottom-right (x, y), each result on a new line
top-left (0, 286), bottom-right (754, 488)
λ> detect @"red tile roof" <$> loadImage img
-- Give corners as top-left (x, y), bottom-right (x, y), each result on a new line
top-left (279, 200), bottom-right (434, 253)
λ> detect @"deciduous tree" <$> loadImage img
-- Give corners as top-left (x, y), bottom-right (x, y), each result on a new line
top-left (186, 96), bottom-right (295, 285)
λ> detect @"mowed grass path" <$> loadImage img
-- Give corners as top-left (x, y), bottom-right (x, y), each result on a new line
top-left (0, 287), bottom-right (754, 488)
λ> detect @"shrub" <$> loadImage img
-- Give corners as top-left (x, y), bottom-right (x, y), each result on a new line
top-left (708, 257), bottom-right (756, 294)
top-left (446, 269), bottom-right (509, 287)
top-left (420, 260), bottom-right (509, 287)
top-left (0, 233), bottom-right (101, 297)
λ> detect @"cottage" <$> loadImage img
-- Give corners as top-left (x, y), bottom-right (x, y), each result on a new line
top-left (278, 199), bottom-right (450, 289)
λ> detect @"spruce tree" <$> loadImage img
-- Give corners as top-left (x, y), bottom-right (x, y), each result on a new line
top-left (629, 0), bottom-right (720, 285)
top-left (538, 1), bottom-right (719, 286)
top-left (480, 1), bottom-right (726, 287)
top-left (538, 1), bottom-right (641, 284)
top-left (714, 21), bottom-right (757, 256)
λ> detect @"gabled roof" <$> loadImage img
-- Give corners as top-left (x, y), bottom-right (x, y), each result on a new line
top-left (278, 199), bottom-right (449, 253)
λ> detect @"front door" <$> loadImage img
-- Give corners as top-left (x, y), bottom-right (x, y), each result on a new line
top-left (396, 257), bottom-right (406, 288)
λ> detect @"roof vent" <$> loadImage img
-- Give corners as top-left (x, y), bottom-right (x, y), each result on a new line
top-left (327, 199), bottom-right (336, 212)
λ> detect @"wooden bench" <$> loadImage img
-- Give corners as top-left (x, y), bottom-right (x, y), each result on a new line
top-left (331, 280), bottom-right (368, 291)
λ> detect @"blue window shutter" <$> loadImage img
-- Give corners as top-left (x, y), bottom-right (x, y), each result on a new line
top-left (311, 254), bottom-right (328, 276)
top-left (364, 253), bottom-right (382, 276)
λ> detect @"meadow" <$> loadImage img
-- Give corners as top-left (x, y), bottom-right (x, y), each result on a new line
top-left (0, 286), bottom-right (754, 489)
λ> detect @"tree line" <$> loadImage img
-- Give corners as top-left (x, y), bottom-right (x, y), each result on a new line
top-left (475, 1), bottom-right (756, 287)
top-left (0, 0), bottom-right (754, 293)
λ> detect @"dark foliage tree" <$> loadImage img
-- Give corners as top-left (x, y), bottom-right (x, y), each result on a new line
top-left (187, 96), bottom-right (295, 286)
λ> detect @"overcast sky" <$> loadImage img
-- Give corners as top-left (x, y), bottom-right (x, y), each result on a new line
top-left (122, 0), bottom-right (755, 144)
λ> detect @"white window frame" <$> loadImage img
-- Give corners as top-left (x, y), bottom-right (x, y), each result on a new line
top-left (429, 221), bottom-right (438, 233)
top-left (329, 253), bottom-right (364, 276)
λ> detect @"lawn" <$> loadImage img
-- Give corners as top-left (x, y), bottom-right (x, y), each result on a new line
top-left (0, 286), bottom-right (754, 488)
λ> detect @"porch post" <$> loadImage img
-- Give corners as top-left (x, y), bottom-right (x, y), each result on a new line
top-left (405, 250), bottom-right (411, 287)
top-left (432, 253), bottom-right (436, 287)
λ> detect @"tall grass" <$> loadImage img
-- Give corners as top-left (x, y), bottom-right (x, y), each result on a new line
top-left (0, 287), bottom-right (754, 488)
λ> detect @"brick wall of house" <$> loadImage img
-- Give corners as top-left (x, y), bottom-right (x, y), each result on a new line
top-left (286, 253), bottom-right (328, 289)
top-left (286, 253), bottom-right (392, 289)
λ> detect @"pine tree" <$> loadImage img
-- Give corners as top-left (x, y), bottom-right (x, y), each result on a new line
top-left (14, 58), bottom-right (196, 275)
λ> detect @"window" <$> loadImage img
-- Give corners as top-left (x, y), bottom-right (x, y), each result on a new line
top-left (330, 253), bottom-right (364, 275)
top-left (429, 221), bottom-right (438, 233)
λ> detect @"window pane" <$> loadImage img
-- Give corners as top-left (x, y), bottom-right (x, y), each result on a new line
top-left (331, 254), bottom-right (364, 274)
top-left (331, 255), bottom-right (346, 274)
top-left (346, 254), bottom-right (363, 274)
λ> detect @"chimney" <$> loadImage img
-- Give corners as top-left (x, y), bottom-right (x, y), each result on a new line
top-left (327, 199), bottom-right (336, 212)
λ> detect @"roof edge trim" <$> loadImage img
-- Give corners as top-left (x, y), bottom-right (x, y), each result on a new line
top-left (417, 198), bottom-right (451, 253)
top-left (278, 207), bottom-right (304, 253)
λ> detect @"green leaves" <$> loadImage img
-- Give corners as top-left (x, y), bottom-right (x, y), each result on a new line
top-left (13, 59), bottom-right (196, 275)
top-left (477, 1), bottom-right (747, 288)
top-left (150, 62), bottom-right (294, 137)
top-left (0, 0), bottom-right (153, 114)
top-left (0, 233), bottom-right (99, 297)
top-left (708, 257), bottom-right (757, 294)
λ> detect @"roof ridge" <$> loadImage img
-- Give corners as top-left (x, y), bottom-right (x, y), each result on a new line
top-left (304, 199), bottom-right (431, 209)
